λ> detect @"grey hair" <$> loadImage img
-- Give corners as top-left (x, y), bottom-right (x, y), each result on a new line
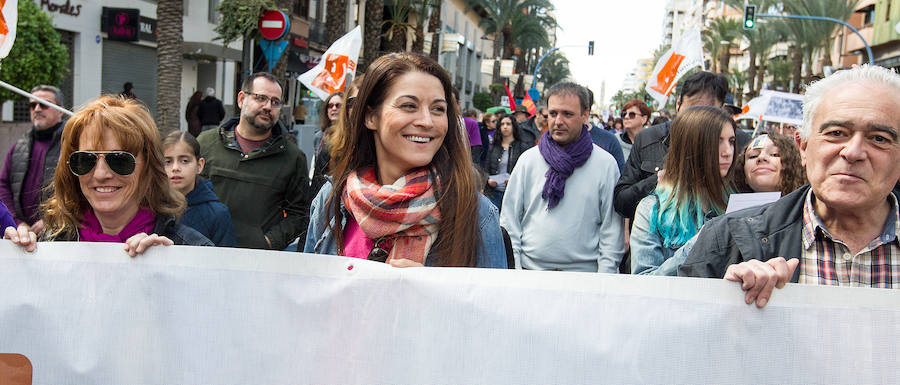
top-left (545, 82), bottom-right (590, 113)
top-left (30, 85), bottom-right (64, 107)
top-left (801, 65), bottom-right (900, 140)
top-left (205, 87), bottom-right (216, 97)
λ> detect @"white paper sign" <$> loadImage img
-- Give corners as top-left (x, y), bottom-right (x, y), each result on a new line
top-left (1, 241), bottom-right (898, 384)
top-left (726, 192), bottom-right (782, 213)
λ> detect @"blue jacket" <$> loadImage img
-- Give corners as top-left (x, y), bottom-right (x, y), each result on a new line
top-left (181, 177), bottom-right (238, 247)
top-left (304, 182), bottom-right (507, 268)
top-left (589, 124), bottom-right (625, 173)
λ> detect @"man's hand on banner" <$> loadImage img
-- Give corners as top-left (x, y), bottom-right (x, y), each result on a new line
top-left (3, 224), bottom-right (37, 252)
top-left (124, 233), bottom-right (174, 257)
top-left (724, 257), bottom-right (799, 308)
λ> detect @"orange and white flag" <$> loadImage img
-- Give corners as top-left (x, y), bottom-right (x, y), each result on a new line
top-left (645, 27), bottom-right (704, 106)
top-left (0, 0), bottom-right (17, 59)
top-left (298, 25), bottom-right (362, 100)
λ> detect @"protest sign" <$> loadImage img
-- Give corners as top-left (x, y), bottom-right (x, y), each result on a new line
top-left (645, 28), bottom-right (704, 107)
top-left (1, 241), bottom-right (898, 384)
top-left (298, 26), bottom-right (362, 100)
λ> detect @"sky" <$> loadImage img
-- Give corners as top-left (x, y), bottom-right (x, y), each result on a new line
top-left (551, 0), bottom-right (669, 108)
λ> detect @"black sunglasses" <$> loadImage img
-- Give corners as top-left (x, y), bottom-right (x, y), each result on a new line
top-left (367, 237), bottom-right (389, 263)
top-left (622, 111), bottom-right (644, 119)
top-left (68, 151), bottom-right (138, 177)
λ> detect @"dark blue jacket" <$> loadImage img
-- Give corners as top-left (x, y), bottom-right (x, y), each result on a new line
top-left (181, 177), bottom-right (238, 247)
top-left (588, 124), bottom-right (625, 173)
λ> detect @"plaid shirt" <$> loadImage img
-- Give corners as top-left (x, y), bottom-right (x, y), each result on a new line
top-left (799, 191), bottom-right (900, 287)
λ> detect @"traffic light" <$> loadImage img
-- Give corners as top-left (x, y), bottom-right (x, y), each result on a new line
top-left (743, 5), bottom-right (757, 30)
top-left (588, 41), bottom-right (594, 56)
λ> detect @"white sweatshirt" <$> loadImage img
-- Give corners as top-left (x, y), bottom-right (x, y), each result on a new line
top-left (500, 145), bottom-right (626, 272)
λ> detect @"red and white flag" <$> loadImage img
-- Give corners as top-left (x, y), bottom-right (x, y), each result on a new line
top-left (298, 25), bottom-right (362, 101)
top-left (645, 27), bottom-right (704, 106)
top-left (0, 0), bottom-right (17, 59)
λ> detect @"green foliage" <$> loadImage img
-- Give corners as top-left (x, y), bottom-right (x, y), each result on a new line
top-left (489, 82), bottom-right (505, 94)
top-left (537, 51), bottom-right (570, 92)
top-left (0, 0), bottom-right (70, 102)
top-left (610, 88), bottom-right (653, 111)
top-left (473, 91), bottom-right (493, 111)
top-left (214, 0), bottom-right (281, 45)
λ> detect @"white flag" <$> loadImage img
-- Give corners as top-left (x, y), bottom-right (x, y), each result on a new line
top-left (0, 0), bottom-right (17, 60)
top-left (298, 25), bottom-right (362, 101)
top-left (645, 27), bottom-right (704, 106)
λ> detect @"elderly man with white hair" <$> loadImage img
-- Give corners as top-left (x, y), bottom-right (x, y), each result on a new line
top-left (679, 65), bottom-right (900, 307)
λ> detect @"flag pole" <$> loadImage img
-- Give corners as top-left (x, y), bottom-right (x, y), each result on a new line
top-left (0, 79), bottom-right (74, 116)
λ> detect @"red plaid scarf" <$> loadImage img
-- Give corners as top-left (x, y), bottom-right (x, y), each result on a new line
top-left (342, 166), bottom-right (440, 263)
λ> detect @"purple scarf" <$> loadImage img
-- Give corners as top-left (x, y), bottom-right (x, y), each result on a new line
top-left (79, 207), bottom-right (156, 242)
top-left (538, 124), bottom-right (593, 209)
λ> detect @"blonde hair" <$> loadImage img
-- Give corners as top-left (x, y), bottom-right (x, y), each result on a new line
top-left (42, 95), bottom-right (185, 237)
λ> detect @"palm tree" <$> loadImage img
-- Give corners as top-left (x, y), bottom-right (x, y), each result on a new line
top-left (383, 0), bottom-right (413, 52)
top-left (156, 0), bottom-right (183, 133)
top-left (426, 0), bottom-right (442, 60)
top-left (360, 0), bottom-right (385, 72)
top-left (786, 0), bottom-right (858, 69)
top-left (728, 68), bottom-right (748, 106)
top-left (325, 0), bottom-right (348, 45)
top-left (724, 0), bottom-right (779, 97)
top-left (409, 0), bottom-right (437, 54)
top-left (464, 0), bottom-right (554, 103)
top-left (703, 18), bottom-right (742, 74)
top-left (537, 51), bottom-right (570, 93)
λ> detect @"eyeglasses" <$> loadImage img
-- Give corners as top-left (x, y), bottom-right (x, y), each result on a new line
top-left (29, 102), bottom-right (55, 110)
top-left (622, 111), bottom-right (644, 119)
top-left (247, 92), bottom-right (283, 108)
top-left (327, 102), bottom-right (342, 109)
top-left (67, 151), bottom-right (138, 177)
top-left (540, 113), bottom-right (548, 118)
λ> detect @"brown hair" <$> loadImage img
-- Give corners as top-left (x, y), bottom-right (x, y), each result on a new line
top-left (326, 74), bottom-right (366, 172)
top-left (42, 95), bottom-right (186, 237)
top-left (482, 112), bottom-right (495, 127)
top-left (162, 130), bottom-right (201, 160)
top-left (733, 131), bottom-right (806, 196)
top-left (622, 99), bottom-right (651, 125)
top-left (320, 92), bottom-right (344, 131)
top-left (660, 105), bottom-right (736, 213)
top-left (327, 52), bottom-right (480, 267)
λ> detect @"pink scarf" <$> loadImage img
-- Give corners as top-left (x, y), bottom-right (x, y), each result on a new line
top-left (79, 207), bottom-right (156, 242)
top-left (342, 166), bottom-right (440, 264)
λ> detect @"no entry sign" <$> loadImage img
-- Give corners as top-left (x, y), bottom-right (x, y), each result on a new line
top-left (259, 10), bottom-right (290, 40)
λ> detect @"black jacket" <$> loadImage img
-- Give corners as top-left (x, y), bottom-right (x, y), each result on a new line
top-left (485, 140), bottom-right (527, 176)
top-left (614, 121), bottom-right (751, 219)
top-left (46, 215), bottom-right (214, 246)
top-left (518, 118), bottom-right (540, 147)
top-left (678, 184), bottom-right (900, 281)
top-left (198, 97), bottom-right (226, 126)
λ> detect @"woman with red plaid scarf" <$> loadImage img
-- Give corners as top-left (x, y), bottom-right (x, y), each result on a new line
top-left (303, 53), bottom-right (507, 268)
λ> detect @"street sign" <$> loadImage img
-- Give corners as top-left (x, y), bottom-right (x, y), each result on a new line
top-left (259, 10), bottom-right (290, 41)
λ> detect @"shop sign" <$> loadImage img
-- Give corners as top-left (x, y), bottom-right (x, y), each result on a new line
top-left (40, 0), bottom-right (82, 17)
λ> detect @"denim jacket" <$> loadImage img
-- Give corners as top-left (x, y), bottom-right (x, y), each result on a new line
top-left (630, 194), bottom-right (691, 276)
top-left (303, 182), bottom-right (507, 268)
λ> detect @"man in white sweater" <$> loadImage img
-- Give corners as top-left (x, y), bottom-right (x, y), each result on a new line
top-left (500, 83), bottom-right (625, 272)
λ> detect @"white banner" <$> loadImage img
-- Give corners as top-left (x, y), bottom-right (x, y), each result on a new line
top-left (1, 241), bottom-right (899, 384)
top-left (0, 0), bottom-right (17, 60)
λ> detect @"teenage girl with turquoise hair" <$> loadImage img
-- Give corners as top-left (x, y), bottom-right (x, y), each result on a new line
top-left (630, 106), bottom-right (737, 275)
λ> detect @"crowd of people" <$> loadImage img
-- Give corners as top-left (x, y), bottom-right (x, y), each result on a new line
top-left (2, 53), bottom-right (899, 307)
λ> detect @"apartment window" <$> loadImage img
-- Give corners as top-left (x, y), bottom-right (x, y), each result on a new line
top-left (861, 5), bottom-right (875, 25)
top-left (208, 0), bottom-right (220, 24)
top-left (294, 0), bottom-right (309, 18)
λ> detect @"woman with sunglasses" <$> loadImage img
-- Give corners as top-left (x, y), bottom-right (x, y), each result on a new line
top-left (311, 92), bottom-right (345, 194)
top-left (485, 115), bottom-right (527, 211)
top-left (617, 99), bottom-right (651, 160)
top-left (4, 96), bottom-right (212, 254)
top-left (304, 52), bottom-right (506, 268)
top-left (630, 106), bottom-right (736, 276)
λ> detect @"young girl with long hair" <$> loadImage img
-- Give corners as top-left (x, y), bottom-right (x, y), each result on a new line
top-left (630, 106), bottom-right (737, 275)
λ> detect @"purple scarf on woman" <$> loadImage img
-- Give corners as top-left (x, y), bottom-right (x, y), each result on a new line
top-left (538, 124), bottom-right (593, 209)
top-left (79, 207), bottom-right (156, 242)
